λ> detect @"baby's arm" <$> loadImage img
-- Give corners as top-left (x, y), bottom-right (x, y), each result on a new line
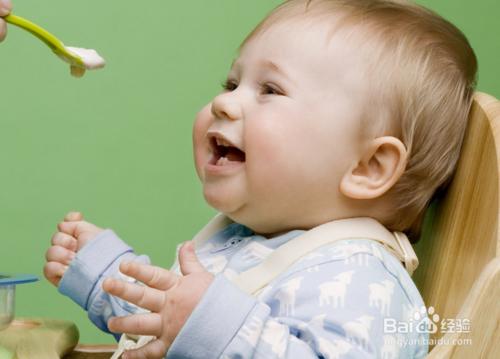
top-left (44, 212), bottom-right (152, 340)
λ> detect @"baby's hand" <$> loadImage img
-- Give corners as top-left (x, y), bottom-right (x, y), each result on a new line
top-left (0, 0), bottom-right (13, 42)
top-left (103, 241), bottom-right (214, 359)
top-left (43, 211), bottom-right (104, 287)
top-left (56, 212), bottom-right (104, 251)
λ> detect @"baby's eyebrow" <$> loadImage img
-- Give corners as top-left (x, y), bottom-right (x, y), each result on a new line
top-left (230, 58), bottom-right (295, 85)
top-left (259, 60), bottom-right (293, 82)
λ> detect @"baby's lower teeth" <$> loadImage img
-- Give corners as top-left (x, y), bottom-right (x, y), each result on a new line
top-left (217, 157), bottom-right (228, 166)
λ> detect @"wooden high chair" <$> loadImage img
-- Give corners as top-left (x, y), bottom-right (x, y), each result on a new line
top-left (65, 92), bottom-right (500, 359)
top-left (412, 91), bottom-right (500, 358)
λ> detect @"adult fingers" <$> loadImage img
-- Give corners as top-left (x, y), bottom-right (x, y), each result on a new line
top-left (107, 312), bottom-right (162, 337)
top-left (51, 232), bottom-right (78, 251)
top-left (64, 211), bottom-right (83, 222)
top-left (119, 261), bottom-right (179, 291)
top-left (0, 0), bottom-right (12, 42)
top-left (122, 339), bottom-right (167, 359)
top-left (43, 261), bottom-right (68, 286)
top-left (0, 18), bottom-right (6, 42)
top-left (0, 0), bottom-right (12, 16)
top-left (45, 245), bottom-right (75, 265)
top-left (102, 277), bottom-right (164, 313)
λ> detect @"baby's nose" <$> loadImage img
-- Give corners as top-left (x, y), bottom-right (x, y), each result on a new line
top-left (211, 94), bottom-right (243, 121)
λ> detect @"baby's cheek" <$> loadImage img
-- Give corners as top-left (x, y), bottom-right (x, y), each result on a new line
top-left (246, 142), bottom-right (293, 195)
top-left (248, 121), bottom-right (293, 169)
top-left (192, 106), bottom-right (213, 178)
top-left (192, 139), bottom-right (207, 180)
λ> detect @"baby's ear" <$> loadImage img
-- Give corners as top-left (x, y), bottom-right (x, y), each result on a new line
top-left (339, 136), bottom-right (407, 200)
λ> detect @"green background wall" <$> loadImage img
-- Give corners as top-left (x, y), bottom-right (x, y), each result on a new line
top-left (0, 0), bottom-right (498, 344)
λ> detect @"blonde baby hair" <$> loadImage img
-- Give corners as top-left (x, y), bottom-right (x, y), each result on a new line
top-left (239, 0), bottom-right (478, 242)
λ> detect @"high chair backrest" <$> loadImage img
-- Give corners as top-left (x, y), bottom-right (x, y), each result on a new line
top-left (412, 91), bottom-right (500, 358)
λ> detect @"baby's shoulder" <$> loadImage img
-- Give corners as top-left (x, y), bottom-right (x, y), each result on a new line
top-left (280, 238), bottom-right (423, 303)
top-left (292, 238), bottom-right (392, 268)
top-left (286, 238), bottom-right (405, 279)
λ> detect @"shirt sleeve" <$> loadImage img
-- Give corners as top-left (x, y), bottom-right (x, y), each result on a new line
top-left (166, 252), bottom-right (427, 358)
top-left (58, 229), bottom-right (151, 340)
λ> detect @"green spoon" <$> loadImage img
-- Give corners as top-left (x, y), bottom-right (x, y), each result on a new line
top-left (3, 13), bottom-right (85, 68)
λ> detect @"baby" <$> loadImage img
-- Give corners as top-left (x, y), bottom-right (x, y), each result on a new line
top-left (39, 0), bottom-right (479, 358)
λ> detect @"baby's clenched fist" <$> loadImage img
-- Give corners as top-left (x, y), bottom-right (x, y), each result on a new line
top-left (56, 212), bottom-right (104, 251)
top-left (44, 211), bottom-right (104, 287)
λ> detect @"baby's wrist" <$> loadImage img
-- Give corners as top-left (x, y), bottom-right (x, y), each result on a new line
top-left (76, 229), bottom-right (105, 251)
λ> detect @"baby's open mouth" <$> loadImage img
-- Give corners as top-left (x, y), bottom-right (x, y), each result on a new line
top-left (209, 136), bottom-right (246, 166)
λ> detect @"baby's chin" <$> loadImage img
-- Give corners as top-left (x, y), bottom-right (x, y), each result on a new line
top-left (203, 185), bottom-right (246, 215)
top-left (203, 197), bottom-right (291, 236)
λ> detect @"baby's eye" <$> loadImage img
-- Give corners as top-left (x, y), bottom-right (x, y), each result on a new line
top-left (260, 83), bottom-right (284, 96)
top-left (221, 79), bottom-right (238, 92)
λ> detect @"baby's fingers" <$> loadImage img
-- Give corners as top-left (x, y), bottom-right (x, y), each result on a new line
top-left (43, 261), bottom-right (68, 287)
top-left (57, 220), bottom-right (102, 239)
top-left (51, 232), bottom-right (78, 251)
top-left (64, 211), bottom-right (83, 222)
top-left (107, 312), bottom-right (162, 337)
top-left (102, 277), bottom-right (164, 312)
top-left (121, 339), bottom-right (167, 359)
top-left (119, 261), bottom-right (179, 291)
top-left (45, 245), bottom-right (75, 265)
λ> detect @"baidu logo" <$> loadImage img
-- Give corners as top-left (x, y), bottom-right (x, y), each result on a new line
top-left (384, 306), bottom-right (472, 347)
top-left (383, 306), bottom-right (471, 335)
top-left (383, 306), bottom-right (473, 347)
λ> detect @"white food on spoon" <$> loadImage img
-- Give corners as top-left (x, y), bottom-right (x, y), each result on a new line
top-left (65, 46), bottom-right (106, 69)
top-left (63, 46), bottom-right (106, 77)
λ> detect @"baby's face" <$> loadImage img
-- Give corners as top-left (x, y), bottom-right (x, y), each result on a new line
top-left (193, 20), bottom-right (372, 235)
